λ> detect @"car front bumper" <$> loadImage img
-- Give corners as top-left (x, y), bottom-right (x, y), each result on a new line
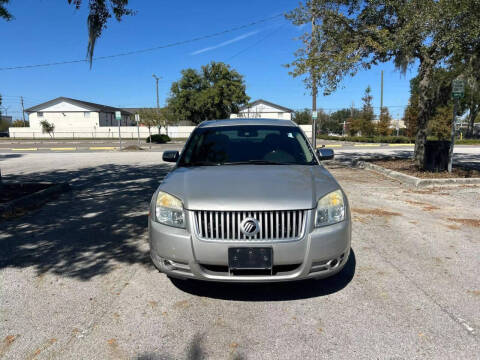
top-left (148, 209), bottom-right (351, 283)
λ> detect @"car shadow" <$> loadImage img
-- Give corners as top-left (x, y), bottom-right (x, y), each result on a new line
top-left (170, 249), bottom-right (356, 301)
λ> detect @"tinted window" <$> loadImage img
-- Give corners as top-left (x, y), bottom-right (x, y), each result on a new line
top-left (178, 125), bottom-right (317, 166)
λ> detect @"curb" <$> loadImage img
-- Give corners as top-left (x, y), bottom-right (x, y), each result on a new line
top-left (357, 161), bottom-right (480, 187)
top-left (0, 182), bottom-right (71, 219)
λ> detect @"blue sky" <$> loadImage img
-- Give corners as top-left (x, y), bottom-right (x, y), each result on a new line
top-left (0, 0), bottom-right (418, 120)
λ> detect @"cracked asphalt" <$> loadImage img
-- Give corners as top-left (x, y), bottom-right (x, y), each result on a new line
top-left (0, 152), bottom-right (479, 359)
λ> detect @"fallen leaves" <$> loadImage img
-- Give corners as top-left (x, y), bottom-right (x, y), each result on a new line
top-left (0, 335), bottom-right (18, 357)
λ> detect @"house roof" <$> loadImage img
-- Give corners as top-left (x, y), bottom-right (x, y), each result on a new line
top-left (25, 97), bottom-right (133, 114)
top-left (239, 99), bottom-right (293, 113)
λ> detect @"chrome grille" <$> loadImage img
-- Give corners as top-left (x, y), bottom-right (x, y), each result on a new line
top-left (193, 210), bottom-right (307, 241)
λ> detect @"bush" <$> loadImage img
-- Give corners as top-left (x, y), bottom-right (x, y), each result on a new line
top-left (146, 134), bottom-right (171, 143)
top-left (317, 134), bottom-right (415, 143)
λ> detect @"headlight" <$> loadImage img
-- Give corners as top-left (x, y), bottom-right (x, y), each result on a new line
top-left (155, 191), bottom-right (185, 228)
top-left (315, 189), bottom-right (345, 227)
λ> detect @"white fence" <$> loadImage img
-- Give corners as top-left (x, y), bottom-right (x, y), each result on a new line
top-left (9, 124), bottom-right (314, 141)
top-left (8, 126), bottom-right (195, 139)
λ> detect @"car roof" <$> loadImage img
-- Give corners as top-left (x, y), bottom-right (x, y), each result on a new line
top-left (197, 118), bottom-right (298, 128)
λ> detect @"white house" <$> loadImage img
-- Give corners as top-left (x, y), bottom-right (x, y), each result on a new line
top-left (24, 97), bottom-right (134, 132)
top-left (230, 99), bottom-right (293, 120)
top-left (10, 97), bottom-right (194, 139)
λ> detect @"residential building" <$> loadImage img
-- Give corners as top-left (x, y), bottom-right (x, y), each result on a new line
top-left (24, 97), bottom-right (135, 132)
top-left (230, 99), bottom-right (293, 120)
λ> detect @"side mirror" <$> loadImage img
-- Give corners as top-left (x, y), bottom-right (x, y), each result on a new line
top-left (316, 148), bottom-right (334, 161)
top-left (162, 150), bottom-right (179, 162)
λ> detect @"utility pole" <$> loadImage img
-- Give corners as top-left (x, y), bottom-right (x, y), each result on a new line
top-left (311, 14), bottom-right (317, 148)
top-left (380, 70), bottom-right (384, 111)
top-left (152, 74), bottom-right (161, 135)
top-left (20, 96), bottom-right (26, 125)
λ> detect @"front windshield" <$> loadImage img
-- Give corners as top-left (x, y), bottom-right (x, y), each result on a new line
top-left (178, 125), bottom-right (317, 166)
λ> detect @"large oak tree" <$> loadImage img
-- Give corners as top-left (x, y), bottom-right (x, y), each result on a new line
top-left (167, 62), bottom-right (250, 124)
top-left (286, 0), bottom-right (480, 169)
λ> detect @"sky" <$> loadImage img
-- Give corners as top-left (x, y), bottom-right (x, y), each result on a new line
top-left (0, 0), bottom-right (419, 120)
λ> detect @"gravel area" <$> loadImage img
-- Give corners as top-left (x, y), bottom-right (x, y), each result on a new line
top-left (0, 153), bottom-right (479, 359)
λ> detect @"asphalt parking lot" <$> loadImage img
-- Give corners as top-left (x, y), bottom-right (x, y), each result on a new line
top-left (0, 152), bottom-right (479, 359)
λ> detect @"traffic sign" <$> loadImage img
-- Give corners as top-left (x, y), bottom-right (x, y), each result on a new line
top-left (115, 111), bottom-right (121, 121)
top-left (135, 114), bottom-right (140, 123)
top-left (452, 79), bottom-right (465, 99)
top-left (312, 111), bottom-right (318, 120)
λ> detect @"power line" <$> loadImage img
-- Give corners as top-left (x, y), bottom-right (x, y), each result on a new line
top-left (0, 14), bottom-right (285, 71)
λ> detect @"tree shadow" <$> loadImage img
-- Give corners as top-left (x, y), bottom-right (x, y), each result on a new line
top-left (0, 163), bottom-right (173, 280)
top-left (135, 332), bottom-right (246, 360)
top-left (0, 154), bottom-right (23, 161)
top-left (170, 249), bottom-right (356, 301)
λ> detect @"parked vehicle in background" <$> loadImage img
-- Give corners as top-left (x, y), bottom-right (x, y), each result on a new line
top-left (149, 119), bottom-right (351, 282)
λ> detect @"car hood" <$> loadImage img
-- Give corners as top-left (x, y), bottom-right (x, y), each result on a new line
top-left (158, 165), bottom-right (341, 211)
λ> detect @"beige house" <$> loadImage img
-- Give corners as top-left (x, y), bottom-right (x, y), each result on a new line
top-left (25, 97), bottom-right (134, 132)
top-left (230, 99), bottom-right (293, 120)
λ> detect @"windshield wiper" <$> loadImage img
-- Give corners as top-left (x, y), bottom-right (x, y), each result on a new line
top-left (181, 161), bottom-right (220, 167)
top-left (220, 160), bottom-right (291, 165)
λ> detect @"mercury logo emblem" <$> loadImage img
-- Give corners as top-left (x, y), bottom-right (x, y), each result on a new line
top-left (241, 217), bottom-right (260, 237)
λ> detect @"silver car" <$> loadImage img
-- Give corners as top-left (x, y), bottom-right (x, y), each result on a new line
top-left (148, 119), bottom-right (351, 282)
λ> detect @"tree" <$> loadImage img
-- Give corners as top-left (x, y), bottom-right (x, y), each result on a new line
top-left (377, 107), bottom-right (392, 136)
top-left (138, 108), bottom-right (162, 143)
top-left (1, 1), bottom-right (134, 65)
top-left (464, 80), bottom-right (480, 138)
top-left (428, 105), bottom-right (453, 140)
top-left (40, 120), bottom-right (55, 138)
top-left (292, 109), bottom-right (312, 124)
top-left (0, 0), bottom-right (12, 20)
top-left (167, 62), bottom-right (249, 124)
top-left (286, 0), bottom-right (480, 169)
top-left (11, 119), bottom-right (28, 127)
top-left (359, 86), bottom-right (375, 136)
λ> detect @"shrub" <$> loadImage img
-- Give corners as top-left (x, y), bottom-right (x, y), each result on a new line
top-left (146, 134), bottom-right (171, 143)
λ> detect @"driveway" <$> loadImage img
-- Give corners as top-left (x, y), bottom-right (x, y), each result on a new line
top-left (0, 153), bottom-right (479, 359)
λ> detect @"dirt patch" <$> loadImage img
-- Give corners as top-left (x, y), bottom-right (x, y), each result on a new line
top-left (121, 145), bottom-right (144, 151)
top-left (352, 208), bottom-right (402, 217)
top-left (0, 335), bottom-right (18, 357)
top-left (444, 224), bottom-right (461, 230)
top-left (371, 159), bottom-right (480, 179)
top-left (447, 218), bottom-right (480, 228)
top-left (405, 200), bottom-right (439, 211)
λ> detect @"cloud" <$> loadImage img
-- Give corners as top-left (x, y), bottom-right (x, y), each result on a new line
top-left (190, 31), bottom-right (259, 55)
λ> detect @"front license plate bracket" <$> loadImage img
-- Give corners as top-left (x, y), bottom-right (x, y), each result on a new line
top-left (228, 247), bottom-right (273, 275)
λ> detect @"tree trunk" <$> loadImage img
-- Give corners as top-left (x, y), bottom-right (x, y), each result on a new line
top-left (414, 58), bottom-right (435, 169)
top-left (466, 105), bottom-right (478, 138)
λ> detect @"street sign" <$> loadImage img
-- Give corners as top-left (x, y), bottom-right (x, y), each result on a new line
top-left (115, 111), bottom-right (121, 121)
top-left (312, 111), bottom-right (318, 120)
top-left (452, 79), bottom-right (465, 99)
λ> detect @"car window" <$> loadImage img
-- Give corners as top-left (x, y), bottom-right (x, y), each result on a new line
top-left (178, 125), bottom-right (317, 166)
